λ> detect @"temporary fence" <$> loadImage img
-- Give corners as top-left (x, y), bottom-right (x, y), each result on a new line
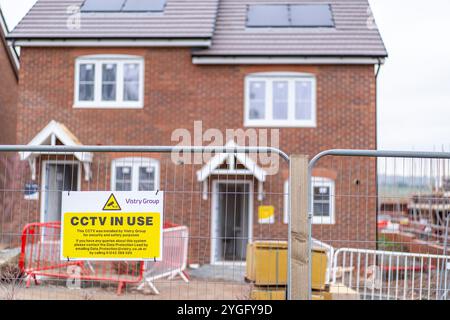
top-left (308, 150), bottom-right (450, 300)
top-left (137, 225), bottom-right (189, 295)
top-left (6, 144), bottom-right (450, 300)
top-left (0, 145), bottom-right (291, 300)
top-left (19, 221), bottom-right (144, 295)
top-left (19, 221), bottom-right (188, 295)
top-left (331, 248), bottom-right (450, 300)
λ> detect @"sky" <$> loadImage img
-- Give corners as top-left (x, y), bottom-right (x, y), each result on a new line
top-left (1, 0), bottom-right (450, 152)
top-left (368, 0), bottom-right (450, 151)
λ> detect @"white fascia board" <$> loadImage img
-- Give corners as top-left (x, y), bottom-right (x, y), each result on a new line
top-left (0, 11), bottom-right (7, 37)
top-left (235, 152), bottom-right (266, 182)
top-left (192, 56), bottom-right (385, 65)
top-left (20, 120), bottom-right (93, 163)
top-left (11, 39), bottom-right (212, 48)
top-left (0, 10), bottom-right (19, 71)
top-left (197, 152), bottom-right (229, 182)
top-left (9, 47), bottom-right (19, 69)
top-left (196, 141), bottom-right (267, 182)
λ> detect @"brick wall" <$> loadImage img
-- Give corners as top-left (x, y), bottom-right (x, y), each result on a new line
top-left (0, 31), bottom-right (19, 249)
top-left (5, 47), bottom-right (378, 260)
top-left (0, 33), bottom-right (18, 144)
top-left (17, 47), bottom-right (376, 152)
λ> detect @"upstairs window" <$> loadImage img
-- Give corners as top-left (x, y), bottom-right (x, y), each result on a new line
top-left (111, 158), bottom-right (159, 191)
top-left (75, 55), bottom-right (144, 108)
top-left (245, 73), bottom-right (316, 127)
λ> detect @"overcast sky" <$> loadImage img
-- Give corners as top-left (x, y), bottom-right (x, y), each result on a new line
top-left (1, 0), bottom-right (450, 152)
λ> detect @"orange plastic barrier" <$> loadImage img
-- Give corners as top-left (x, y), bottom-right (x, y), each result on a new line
top-left (19, 221), bottom-right (186, 295)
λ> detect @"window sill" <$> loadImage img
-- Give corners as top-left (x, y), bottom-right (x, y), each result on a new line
top-left (312, 218), bottom-right (335, 225)
top-left (244, 120), bottom-right (317, 128)
top-left (73, 103), bottom-right (144, 109)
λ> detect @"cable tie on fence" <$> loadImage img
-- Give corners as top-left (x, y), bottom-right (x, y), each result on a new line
top-left (156, 190), bottom-right (159, 196)
top-left (154, 257), bottom-right (156, 262)
top-left (67, 257), bottom-right (70, 262)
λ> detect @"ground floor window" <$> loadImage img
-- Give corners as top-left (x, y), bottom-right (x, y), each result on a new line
top-left (312, 177), bottom-right (335, 224)
top-left (283, 177), bottom-right (335, 225)
top-left (111, 158), bottom-right (160, 191)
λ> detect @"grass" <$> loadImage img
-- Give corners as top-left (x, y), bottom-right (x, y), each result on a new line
top-left (378, 235), bottom-right (409, 252)
top-left (0, 262), bottom-right (24, 300)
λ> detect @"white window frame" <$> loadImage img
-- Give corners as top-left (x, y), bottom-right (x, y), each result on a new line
top-left (283, 177), bottom-right (335, 225)
top-left (244, 72), bottom-right (316, 127)
top-left (74, 55), bottom-right (144, 109)
top-left (312, 177), bottom-right (335, 225)
top-left (111, 158), bottom-right (160, 192)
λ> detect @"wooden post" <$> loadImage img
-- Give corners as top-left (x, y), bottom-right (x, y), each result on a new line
top-left (289, 155), bottom-right (310, 300)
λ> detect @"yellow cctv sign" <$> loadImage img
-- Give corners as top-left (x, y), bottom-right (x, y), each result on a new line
top-left (61, 192), bottom-right (164, 261)
top-left (258, 205), bottom-right (275, 224)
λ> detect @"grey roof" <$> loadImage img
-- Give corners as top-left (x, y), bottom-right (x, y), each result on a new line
top-left (8, 0), bottom-right (387, 58)
top-left (9, 0), bottom-right (220, 39)
top-left (195, 0), bottom-right (387, 57)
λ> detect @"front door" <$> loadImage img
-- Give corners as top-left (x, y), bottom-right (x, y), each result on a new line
top-left (42, 163), bottom-right (79, 223)
top-left (212, 182), bottom-right (251, 263)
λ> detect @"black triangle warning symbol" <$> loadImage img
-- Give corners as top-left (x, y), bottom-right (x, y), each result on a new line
top-left (103, 193), bottom-right (121, 211)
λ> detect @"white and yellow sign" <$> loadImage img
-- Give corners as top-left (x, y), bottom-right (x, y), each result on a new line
top-left (61, 191), bottom-right (164, 261)
top-left (258, 205), bottom-right (275, 224)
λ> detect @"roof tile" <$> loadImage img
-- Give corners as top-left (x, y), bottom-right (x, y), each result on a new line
top-left (196, 0), bottom-right (387, 57)
top-left (8, 0), bottom-right (387, 57)
top-left (9, 0), bottom-right (219, 39)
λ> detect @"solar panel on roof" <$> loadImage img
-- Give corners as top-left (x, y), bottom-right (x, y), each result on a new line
top-left (81, 0), bottom-right (126, 12)
top-left (247, 5), bottom-right (290, 27)
top-left (122, 0), bottom-right (167, 12)
top-left (290, 4), bottom-right (334, 27)
top-left (81, 0), bottom-right (166, 13)
top-left (247, 4), bottom-right (335, 28)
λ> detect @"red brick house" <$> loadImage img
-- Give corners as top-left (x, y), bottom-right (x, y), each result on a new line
top-left (0, 6), bottom-right (19, 145)
top-left (5, 0), bottom-right (387, 263)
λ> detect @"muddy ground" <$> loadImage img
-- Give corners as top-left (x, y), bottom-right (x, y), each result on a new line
top-left (1, 278), bottom-right (252, 300)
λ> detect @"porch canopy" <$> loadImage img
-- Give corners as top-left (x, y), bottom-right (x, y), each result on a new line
top-left (196, 141), bottom-right (267, 200)
top-left (19, 120), bottom-right (93, 181)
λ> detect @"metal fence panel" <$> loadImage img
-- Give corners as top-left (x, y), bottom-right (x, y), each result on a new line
top-left (308, 150), bottom-right (450, 300)
top-left (332, 248), bottom-right (450, 300)
top-left (0, 145), bottom-right (290, 300)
